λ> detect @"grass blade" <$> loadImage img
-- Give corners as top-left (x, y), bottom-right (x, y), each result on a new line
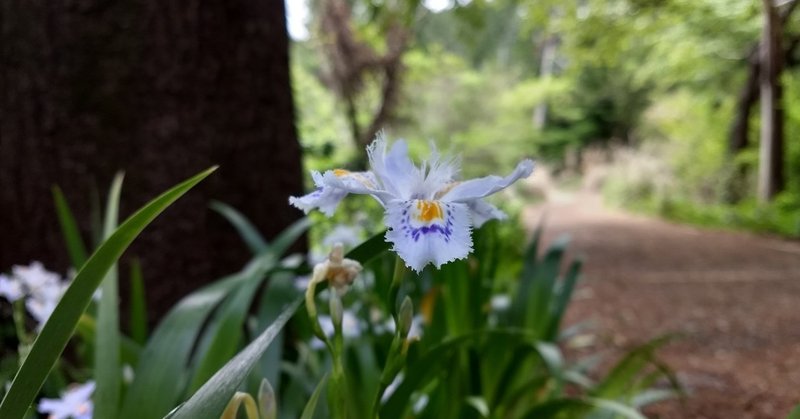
top-left (0, 166), bottom-right (216, 419)
top-left (267, 218), bottom-right (312, 257)
top-left (300, 373), bottom-right (329, 419)
top-left (95, 172), bottom-right (125, 419)
top-left (186, 276), bottom-right (264, 394)
top-left (129, 259), bottom-right (148, 345)
top-left (210, 201), bottom-right (269, 255)
top-left (119, 274), bottom-right (247, 419)
top-left (168, 298), bottom-right (302, 419)
top-left (52, 186), bottom-right (89, 268)
top-left (592, 336), bottom-right (673, 399)
top-left (75, 314), bottom-right (141, 367)
top-left (545, 258), bottom-right (583, 340)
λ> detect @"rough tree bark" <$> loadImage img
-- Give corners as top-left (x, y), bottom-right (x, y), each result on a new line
top-left (0, 0), bottom-right (304, 322)
top-left (758, 0), bottom-right (786, 202)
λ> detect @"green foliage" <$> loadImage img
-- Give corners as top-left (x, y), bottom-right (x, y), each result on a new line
top-left (119, 217), bottom-right (311, 419)
top-left (0, 167), bottom-right (216, 419)
top-left (168, 299), bottom-right (302, 419)
top-left (95, 172), bottom-right (124, 419)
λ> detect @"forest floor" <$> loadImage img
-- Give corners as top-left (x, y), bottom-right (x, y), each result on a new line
top-left (522, 182), bottom-right (800, 419)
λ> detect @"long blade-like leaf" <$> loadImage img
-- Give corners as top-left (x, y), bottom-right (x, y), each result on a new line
top-left (129, 259), bottom-right (148, 344)
top-left (210, 201), bottom-right (269, 255)
top-left (52, 186), bottom-right (89, 268)
top-left (0, 166), bottom-right (216, 418)
top-left (168, 298), bottom-right (302, 419)
top-left (95, 172), bottom-right (125, 419)
top-left (119, 273), bottom-right (247, 419)
top-left (186, 276), bottom-right (264, 393)
top-left (300, 373), bottom-right (329, 419)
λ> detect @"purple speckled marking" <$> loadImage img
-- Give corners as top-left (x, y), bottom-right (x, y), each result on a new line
top-left (401, 201), bottom-right (455, 242)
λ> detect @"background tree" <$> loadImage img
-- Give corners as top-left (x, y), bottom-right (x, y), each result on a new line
top-left (0, 0), bottom-right (304, 322)
top-left (316, 0), bottom-right (412, 160)
top-left (758, 0), bottom-right (787, 201)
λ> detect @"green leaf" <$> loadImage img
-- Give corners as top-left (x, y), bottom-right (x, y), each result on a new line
top-left (465, 396), bottom-right (489, 417)
top-left (267, 217), bottom-right (312, 257)
top-left (210, 201), bottom-right (269, 255)
top-left (527, 235), bottom-right (569, 339)
top-left (521, 397), bottom-right (646, 419)
top-left (121, 212), bottom-right (309, 419)
top-left (52, 185), bottom-right (89, 268)
top-left (300, 373), bottom-right (329, 419)
top-left (168, 298), bottom-right (302, 419)
top-left (129, 259), bottom-right (148, 345)
top-left (119, 274), bottom-right (248, 419)
top-left (95, 171), bottom-right (125, 419)
top-left (75, 314), bottom-right (141, 367)
top-left (381, 329), bottom-right (539, 419)
top-left (251, 276), bottom-right (299, 395)
top-left (186, 275), bottom-right (265, 394)
top-left (0, 166), bottom-right (217, 419)
top-left (545, 258), bottom-right (583, 341)
top-left (592, 336), bottom-right (674, 400)
top-left (346, 230), bottom-right (390, 265)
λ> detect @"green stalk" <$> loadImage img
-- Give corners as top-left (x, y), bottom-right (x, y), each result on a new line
top-left (388, 256), bottom-right (407, 318)
top-left (13, 300), bottom-right (33, 365)
top-left (328, 294), bottom-right (347, 419)
top-left (370, 256), bottom-right (409, 419)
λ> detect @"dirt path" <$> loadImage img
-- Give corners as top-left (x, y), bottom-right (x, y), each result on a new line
top-left (523, 191), bottom-right (800, 419)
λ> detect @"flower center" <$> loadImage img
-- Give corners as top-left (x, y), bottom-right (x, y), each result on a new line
top-left (333, 169), bottom-right (350, 177)
top-left (415, 200), bottom-right (443, 222)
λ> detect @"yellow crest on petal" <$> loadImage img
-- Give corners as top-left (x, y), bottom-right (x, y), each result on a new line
top-left (415, 200), bottom-right (444, 222)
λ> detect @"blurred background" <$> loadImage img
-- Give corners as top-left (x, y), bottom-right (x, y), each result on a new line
top-left (2, 0), bottom-right (800, 417)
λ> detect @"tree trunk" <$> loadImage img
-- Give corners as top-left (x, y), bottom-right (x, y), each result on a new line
top-left (728, 0), bottom-right (797, 155)
top-left (758, 0), bottom-right (786, 202)
top-left (0, 0), bottom-right (304, 323)
top-left (533, 34), bottom-right (559, 130)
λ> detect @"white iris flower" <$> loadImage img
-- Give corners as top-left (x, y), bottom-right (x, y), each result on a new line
top-left (37, 381), bottom-right (95, 419)
top-left (290, 134), bottom-right (534, 272)
top-left (0, 274), bottom-right (23, 302)
top-left (0, 262), bottom-right (69, 329)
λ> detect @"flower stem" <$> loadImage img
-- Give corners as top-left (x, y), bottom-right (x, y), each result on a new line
top-left (388, 256), bottom-right (407, 318)
top-left (329, 327), bottom-right (348, 419)
top-left (370, 256), bottom-right (409, 418)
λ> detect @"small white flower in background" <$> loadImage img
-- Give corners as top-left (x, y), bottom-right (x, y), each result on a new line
top-left (311, 311), bottom-right (364, 349)
top-left (13, 261), bottom-right (63, 299)
top-left (290, 133), bottom-right (534, 272)
top-left (0, 262), bottom-right (69, 329)
top-left (322, 225), bottom-right (364, 249)
top-left (490, 294), bottom-right (511, 312)
top-left (307, 224), bottom-right (365, 266)
top-left (0, 274), bottom-right (23, 302)
top-left (37, 380), bottom-right (95, 419)
top-left (26, 298), bottom-right (59, 327)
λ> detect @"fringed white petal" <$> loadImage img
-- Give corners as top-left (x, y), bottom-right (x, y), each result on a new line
top-left (467, 199), bottom-right (507, 228)
top-left (385, 200), bottom-right (473, 272)
top-left (368, 134), bottom-right (422, 199)
top-left (289, 169), bottom-right (391, 216)
top-left (289, 174), bottom-right (349, 216)
top-left (442, 159), bottom-right (534, 202)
